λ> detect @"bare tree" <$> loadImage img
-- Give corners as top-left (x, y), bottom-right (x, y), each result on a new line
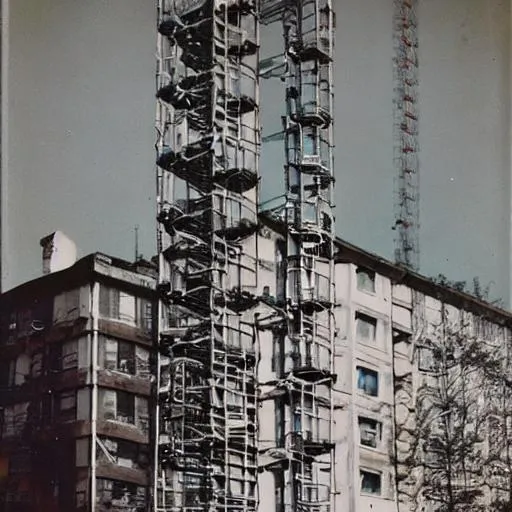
top-left (411, 305), bottom-right (492, 511)
top-left (478, 324), bottom-right (512, 510)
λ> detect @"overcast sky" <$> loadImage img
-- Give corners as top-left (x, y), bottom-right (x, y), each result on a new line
top-left (4, 0), bottom-right (511, 305)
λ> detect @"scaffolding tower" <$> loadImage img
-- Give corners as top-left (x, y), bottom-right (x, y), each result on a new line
top-left (393, 0), bottom-right (420, 271)
top-left (154, 0), bottom-right (260, 510)
top-left (260, 1), bottom-right (336, 510)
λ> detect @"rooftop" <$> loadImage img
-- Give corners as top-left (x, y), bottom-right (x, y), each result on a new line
top-left (259, 212), bottom-right (512, 326)
top-left (1, 253), bottom-right (157, 307)
top-left (3, 216), bottom-right (510, 326)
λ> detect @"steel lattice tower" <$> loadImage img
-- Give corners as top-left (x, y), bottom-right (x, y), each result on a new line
top-left (393, 0), bottom-right (420, 271)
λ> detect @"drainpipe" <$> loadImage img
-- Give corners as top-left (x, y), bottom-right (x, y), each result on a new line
top-left (348, 264), bottom-right (356, 512)
top-left (152, 293), bottom-right (162, 512)
top-left (0, 0), bottom-right (9, 293)
top-left (91, 281), bottom-right (100, 512)
top-left (391, 331), bottom-right (401, 512)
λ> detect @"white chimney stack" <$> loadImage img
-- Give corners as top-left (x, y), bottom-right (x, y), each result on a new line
top-left (40, 231), bottom-right (77, 275)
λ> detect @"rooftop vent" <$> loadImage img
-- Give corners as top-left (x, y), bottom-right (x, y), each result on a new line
top-left (40, 231), bottom-right (77, 275)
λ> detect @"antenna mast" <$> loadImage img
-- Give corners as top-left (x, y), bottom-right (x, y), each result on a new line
top-left (393, 0), bottom-right (420, 271)
top-left (134, 224), bottom-right (139, 262)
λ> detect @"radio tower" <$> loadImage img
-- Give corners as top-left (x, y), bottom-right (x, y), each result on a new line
top-left (393, 0), bottom-right (420, 271)
top-left (153, 0), bottom-right (261, 510)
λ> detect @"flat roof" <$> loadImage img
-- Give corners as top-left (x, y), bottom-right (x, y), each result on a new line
top-left (1, 253), bottom-right (156, 307)
top-left (4, 217), bottom-right (510, 326)
top-left (259, 212), bottom-right (512, 326)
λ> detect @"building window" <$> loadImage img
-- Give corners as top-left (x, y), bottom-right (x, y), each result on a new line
top-left (57, 391), bottom-right (77, 422)
top-left (31, 352), bottom-right (43, 378)
top-left (275, 471), bottom-right (285, 512)
top-left (272, 335), bottom-right (282, 374)
top-left (97, 437), bottom-right (147, 470)
top-left (100, 286), bottom-right (152, 330)
top-left (357, 367), bottom-right (379, 397)
top-left (117, 391), bottom-right (135, 424)
top-left (100, 287), bottom-right (135, 324)
top-left (183, 474), bottom-right (204, 507)
top-left (62, 341), bottom-right (79, 370)
top-left (48, 341), bottom-right (78, 372)
top-left (360, 470), bottom-right (382, 495)
top-left (0, 360), bottom-right (15, 387)
top-left (356, 268), bottom-right (376, 293)
top-left (96, 479), bottom-right (146, 510)
top-left (358, 417), bottom-right (382, 448)
top-left (275, 400), bottom-right (284, 448)
top-left (355, 313), bottom-right (377, 343)
top-left (302, 126), bottom-right (318, 156)
top-left (138, 298), bottom-right (153, 332)
top-left (103, 338), bottom-right (136, 375)
top-left (101, 390), bottom-right (136, 425)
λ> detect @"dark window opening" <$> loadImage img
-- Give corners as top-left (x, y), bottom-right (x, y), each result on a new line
top-left (275, 471), bottom-right (285, 512)
top-left (358, 417), bottom-right (382, 448)
top-left (361, 470), bottom-right (381, 495)
top-left (355, 313), bottom-right (377, 343)
top-left (117, 392), bottom-right (135, 424)
top-left (356, 268), bottom-right (376, 293)
top-left (357, 367), bottom-right (379, 397)
top-left (118, 341), bottom-right (136, 374)
top-left (57, 391), bottom-right (76, 423)
top-left (275, 399), bottom-right (285, 448)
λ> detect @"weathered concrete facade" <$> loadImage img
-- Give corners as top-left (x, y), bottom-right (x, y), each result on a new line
top-left (255, 215), bottom-right (512, 512)
top-left (0, 253), bottom-right (156, 511)
top-left (4, 220), bottom-right (512, 511)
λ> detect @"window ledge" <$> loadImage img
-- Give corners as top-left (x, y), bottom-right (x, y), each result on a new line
top-left (359, 445), bottom-right (388, 457)
top-left (356, 390), bottom-right (380, 401)
top-left (356, 340), bottom-right (389, 355)
top-left (357, 289), bottom-right (377, 297)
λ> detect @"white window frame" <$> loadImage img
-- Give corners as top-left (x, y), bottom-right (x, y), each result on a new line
top-left (356, 366), bottom-right (379, 397)
top-left (355, 312), bottom-right (377, 344)
top-left (360, 469), bottom-right (382, 496)
top-left (358, 417), bottom-right (382, 449)
top-left (356, 267), bottom-right (376, 294)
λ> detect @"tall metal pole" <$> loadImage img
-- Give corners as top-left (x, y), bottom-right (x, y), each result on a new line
top-left (393, 0), bottom-right (420, 271)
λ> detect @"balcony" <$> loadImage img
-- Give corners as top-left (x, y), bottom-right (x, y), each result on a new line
top-left (287, 340), bottom-right (332, 382)
top-left (287, 429), bottom-right (333, 457)
top-left (215, 0), bottom-right (257, 14)
top-left (295, 480), bottom-right (330, 512)
top-left (287, 263), bottom-right (332, 312)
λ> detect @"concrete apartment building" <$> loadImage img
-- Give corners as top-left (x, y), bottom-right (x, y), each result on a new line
top-left (152, 209), bottom-right (512, 512)
top-left (2, 224), bottom-right (512, 511)
top-left (2, 3), bottom-right (512, 512)
top-left (252, 216), bottom-right (512, 512)
top-left (0, 233), bottom-right (156, 512)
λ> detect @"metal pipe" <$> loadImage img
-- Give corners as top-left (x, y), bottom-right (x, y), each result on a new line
top-left (90, 281), bottom-right (100, 512)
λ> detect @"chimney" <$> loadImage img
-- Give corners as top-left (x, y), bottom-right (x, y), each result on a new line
top-left (40, 231), bottom-right (77, 275)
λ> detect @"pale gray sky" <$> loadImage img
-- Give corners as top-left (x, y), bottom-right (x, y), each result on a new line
top-left (4, 0), bottom-right (510, 305)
